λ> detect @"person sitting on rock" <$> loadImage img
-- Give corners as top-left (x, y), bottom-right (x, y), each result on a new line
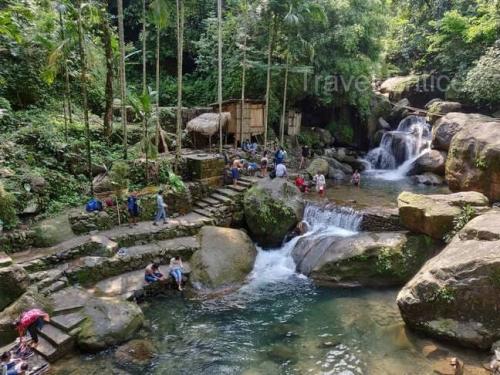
top-left (1, 351), bottom-right (22, 375)
top-left (144, 262), bottom-right (164, 284)
top-left (170, 256), bottom-right (184, 291)
top-left (14, 309), bottom-right (50, 347)
top-left (295, 174), bottom-right (308, 193)
top-left (276, 162), bottom-right (288, 178)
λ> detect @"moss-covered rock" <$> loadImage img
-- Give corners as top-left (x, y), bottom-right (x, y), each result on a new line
top-left (397, 191), bottom-right (489, 240)
top-left (77, 297), bottom-right (144, 352)
top-left (244, 179), bottom-right (304, 247)
top-left (306, 158), bottom-right (330, 177)
top-left (426, 101), bottom-right (462, 125)
top-left (380, 75), bottom-right (444, 108)
top-left (0, 265), bottom-right (30, 311)
top-left (293, 232), bottom-right (437, 287)
top-left (397, 210), bottom-right (500, 349)
top-left (190, 226), bottom-right (257, 288)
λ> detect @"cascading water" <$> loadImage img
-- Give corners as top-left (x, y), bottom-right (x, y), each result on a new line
top-left (246, 203), bottom-right (362, 286)
top-left (365, 115), bottom-right (432, 180)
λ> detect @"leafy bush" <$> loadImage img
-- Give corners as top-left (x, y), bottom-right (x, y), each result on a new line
top-left (0, 182), bottom-right (18, 229)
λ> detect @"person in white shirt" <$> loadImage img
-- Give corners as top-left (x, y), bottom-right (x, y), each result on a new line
top-left (314, 172), bottom-right (326, 196)
top-left (276, 162), bottom-right (287, 178)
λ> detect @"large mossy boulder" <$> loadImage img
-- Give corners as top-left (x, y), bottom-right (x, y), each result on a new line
top-left (397, 210), bottom-right (500, 349)
top-left (407, 150), bottom-right (447, 176)
top-left (397, 191), bottom-right (489, 240)
top-left (77, 297), bottom-right (144, 352)
top-left (190, 226), bottom-right (257, 288)
top-left (432, 112), bottom-right (499, 151)
top-left (292, 231), bottom-right (437, 287)
top-left (380, 75), bottom-right (444, 108)
top-left (446, 120), bottom-right (500, 201)
top-left (0, 265), bottom-right (30, 311)
top-left (426, 101), bottom-right (462, 125)
top-left (0, 290), bottom-right (52, 346)
top-left (306, 158), bottom-right (330, 177)
top-left (244, 179), bottom-right (304, 247)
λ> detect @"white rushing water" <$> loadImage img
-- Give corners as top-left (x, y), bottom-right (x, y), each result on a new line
top-left (247, 204), bottom-right (362, 287)
top-left (365, 115), bottom-right (431, 180)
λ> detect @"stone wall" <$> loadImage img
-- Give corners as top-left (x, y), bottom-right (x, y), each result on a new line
top-left (359, 207), bottom-right (403, 232)
top-left (0, 229), bottom-right (37, 253)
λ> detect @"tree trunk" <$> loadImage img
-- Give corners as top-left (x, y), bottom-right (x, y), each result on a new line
top-left (117, 0), bottom-right (128, 160)
top-left (238, 0), bottom-right (248, 148)
top-left (280, 49), bottom-right (290, 147)
top-left (217, 0), bottom-right (223, 154)
top-left (77, 1), bottom-right (93, 195)
top-left (58, 10), bottom-right (72, 141)
top-left (142, 0), bottom-right (149, 182)
top-left (102, 9), bottom-right (113, 140)
top-left (264, 17), bottom-right (276, 150)
top-left (175, 0), bottom-right (184, 166)
top-left (155, 26), bottom-right (164, 153)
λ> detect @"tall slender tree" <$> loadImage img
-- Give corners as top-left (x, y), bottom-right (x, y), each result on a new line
top-left (175, 0), bottom-right (184, 163)
top-left (217, 0), bottom-right (223, 154)
top-left (102, 3), bottom-right (113, 139)
top-left (279, 49), bottom-right (289, 146)
top-left (151, 0), bottom-right (169, 153)
top-left (263, 16), bottom-right (276, 150)
top-left (56, 3), bottom-right (72, 142)
top-left (77, 0), bottom-right (93, 195)
top-left (238, 0), bottom-right (249, 148)
top-left (117, 0), bottom-right (128, 159)
top-left (142, 0), bottom-right (149, 181)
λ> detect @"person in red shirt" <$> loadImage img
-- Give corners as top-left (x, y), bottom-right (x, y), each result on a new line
top-left (14, 309), bottom-right (50, 347)
top-left (295, 174), bottom-right (308, 193)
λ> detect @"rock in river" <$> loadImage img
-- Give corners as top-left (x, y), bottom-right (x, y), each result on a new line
top-left (292, 231), bottom-right (437, 287)
top-left (446, 119), bottom-right (500, 201)
top-left (190, 226), bottom-right (257, 288)
top-left (397, 191), bottom-right (489, 240)
top-left (244, 179), bottom-right (304, 247)
top-left (407, 150), bottom-right (447, 176)
top-left (397, 209), bottom-right (500, 349)
top-left (77, 297), bottom-right (144, 352)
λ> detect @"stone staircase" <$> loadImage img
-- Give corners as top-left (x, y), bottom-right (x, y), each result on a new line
top-left (192, 177), bottom-right (256, 222)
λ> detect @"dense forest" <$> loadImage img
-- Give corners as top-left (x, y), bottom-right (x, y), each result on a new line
top-left (0, 0), bottom-right (499, 229)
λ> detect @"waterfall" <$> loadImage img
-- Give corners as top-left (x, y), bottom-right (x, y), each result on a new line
top-left (365, 116), bottom-right (431, 179)
top-left (247, 203), bottom-right (362, 285)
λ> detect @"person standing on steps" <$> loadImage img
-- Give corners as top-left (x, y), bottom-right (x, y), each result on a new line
top-left (231, 159), bottom-right (244, 187)
top-left (127, 192), bottom-right (140, 227)
top-left (260, 151), bottom-right (269, 177)
top-left (274, 146), bottom-right (285, 166)
top-left (153, 190), bottom-right (168, 226)
top-left (299, 145), bottom-right (310, 169)
top-left (14, 309), bottom-right (50, 347)
top-left (170, 256), bottom-right (184, 291)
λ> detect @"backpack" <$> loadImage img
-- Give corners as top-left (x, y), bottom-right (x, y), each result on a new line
top-left (270, 170), bottom-right (276, 179)
top-left (85, 198), bottom-right (102, 212)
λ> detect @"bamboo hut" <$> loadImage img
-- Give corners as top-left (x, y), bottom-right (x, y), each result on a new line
top-left (209, 99), bottom-right (265, 145)
top-left (186, 112), bottom-right (231, 148)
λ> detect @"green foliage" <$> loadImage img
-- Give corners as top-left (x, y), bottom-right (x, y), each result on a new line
top-left (0, 182), bottom-right (18, 229)
top-left (431, 286), bottom-right (455, 304)
top-left (109, 161), bottom-right (130, 199)
top-left (443, 204), bottom-right (476, 243)
top-left (474, 155), bottom-right (488, 170)
top-left (463, 42), bottom-right (500, 107)
top-left (167, 172), bottom-right (185, 193)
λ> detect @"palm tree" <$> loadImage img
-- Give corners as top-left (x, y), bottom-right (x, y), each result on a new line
top-left (117, 0), bottom-right (128, 159)
top-left (175, 0), bottom-right (184, 164)
top-left (217, 0), bottom-right (223, 154)
top-left (77, 0), bottom-right (93, 194)
top-left (150, 0), bottom-right (169, 153)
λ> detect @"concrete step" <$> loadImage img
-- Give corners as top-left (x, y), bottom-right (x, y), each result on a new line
top-left (51, 312), bottom-right (86, 332)
top-left (200, 197), bottom-right (220, 205)
top-left (40, 280), bottom-right (67, 296)
top-left (227, 185), bottom-right (247, 193)
top-left (240, 176), bottom-right (258, 184)
top-left (194, 201), bottom-right (209, 209)
top-left (193, 209), bottom-right (214, 218)
top-left (210, 194), bottom-right (232, 204)
top-left (215, 188), bottom-right (240, 198)
top-left (52, 304), bottom-right (84, 316)
top-left (32, 337), bottom-right (58, 362)
top-left (38, 324), bottom-right (73, 348)
top-left (238, 180), bottom-right (251, 187)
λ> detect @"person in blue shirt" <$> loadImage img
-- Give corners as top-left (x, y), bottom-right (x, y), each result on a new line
top-left (127, 193), bottom-right (140, 228)
top-left (275, 146), bottom-right (285, 165)
top-left (153, 190), bottom-right (168, 226)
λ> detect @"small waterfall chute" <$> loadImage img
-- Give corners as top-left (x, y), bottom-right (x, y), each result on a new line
top-left (365, 116), bottom-right (431, 179)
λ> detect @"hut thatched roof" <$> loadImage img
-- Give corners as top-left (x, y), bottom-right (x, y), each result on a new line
top-left (186, 112), bottom-right (231, 137)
